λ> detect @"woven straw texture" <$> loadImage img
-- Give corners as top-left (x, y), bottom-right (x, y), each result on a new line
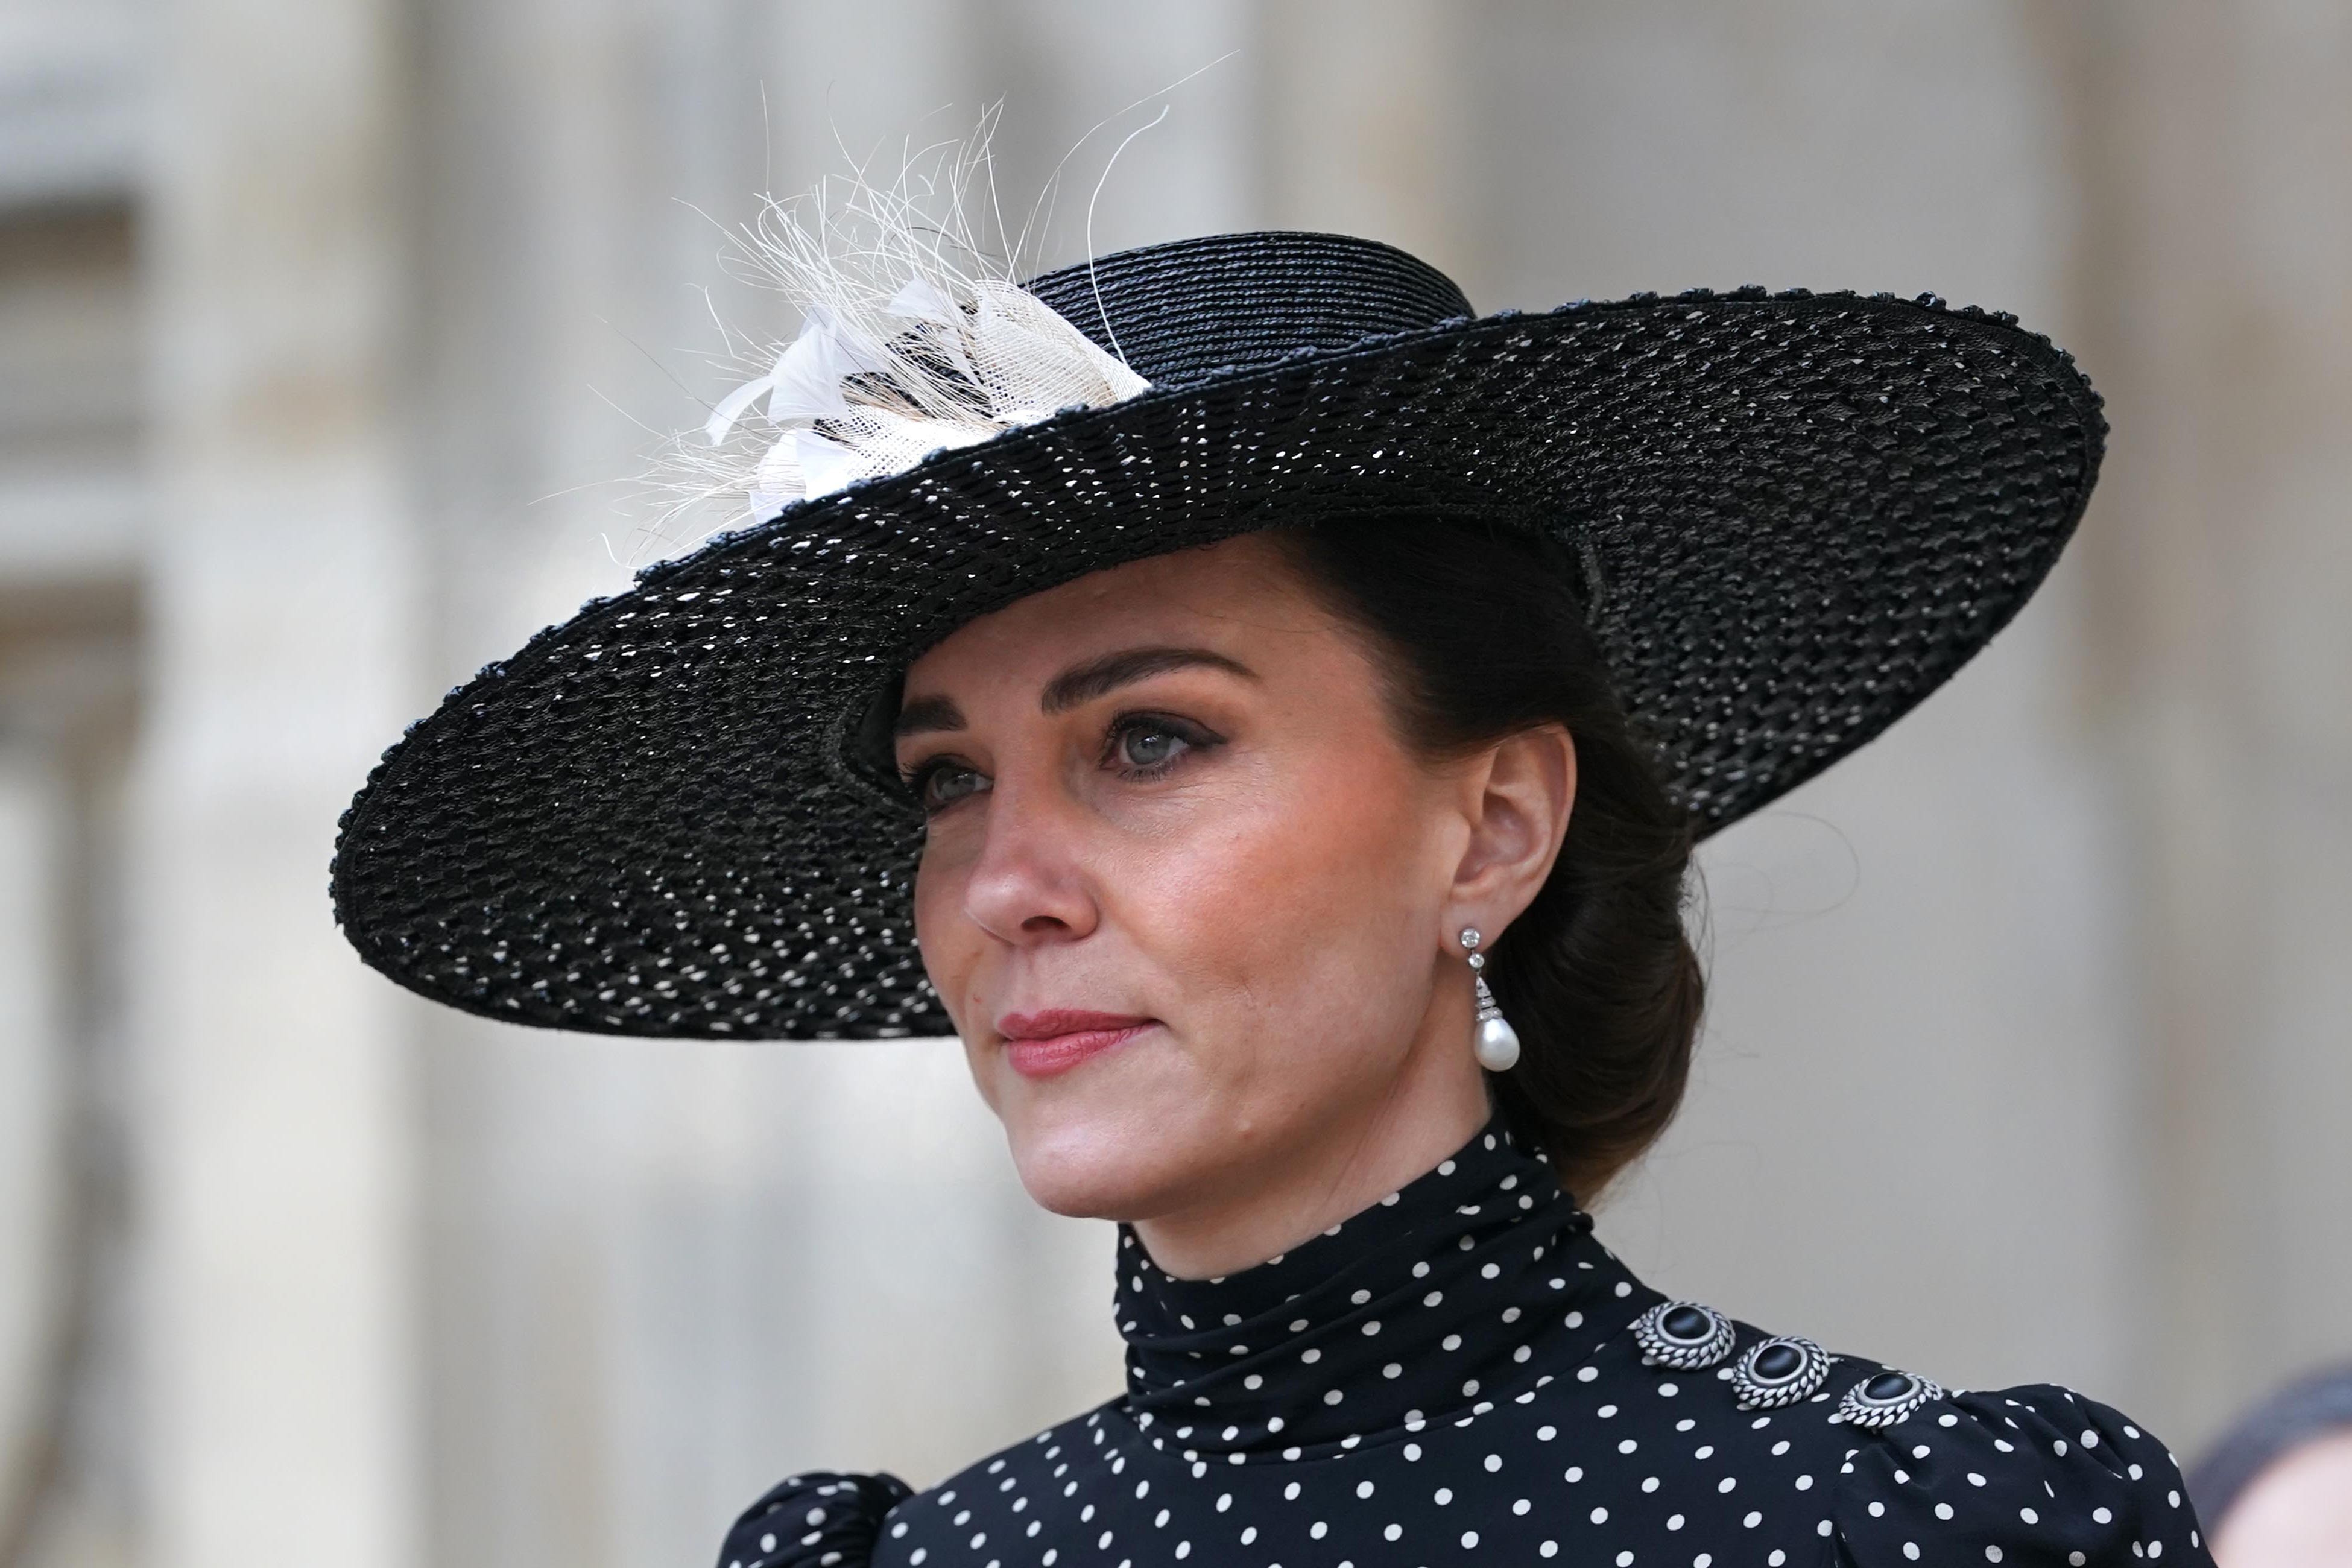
top-left (332, 232), bottom-right (2104, 1040)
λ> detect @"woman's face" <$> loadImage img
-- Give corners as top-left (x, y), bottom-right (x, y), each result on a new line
top-left (897, 533), bottom-right (1569, 1263)
top-left (2213, 1429), bottom-right (2352, 1566)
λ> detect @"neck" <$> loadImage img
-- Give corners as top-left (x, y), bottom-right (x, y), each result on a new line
top-left (1131, 993), bottom-right (1491, 1279)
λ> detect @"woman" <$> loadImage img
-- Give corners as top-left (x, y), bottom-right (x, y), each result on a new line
top-left (2189, 1365), bottom-right (2352, 1564)
top-left (334, 229), bottom-right (2211, 1567)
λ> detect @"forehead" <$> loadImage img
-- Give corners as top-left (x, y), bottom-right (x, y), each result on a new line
top-left (903, 534), bottom-right (1345, 693)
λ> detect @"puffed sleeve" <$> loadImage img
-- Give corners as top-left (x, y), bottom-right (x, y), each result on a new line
top-left (716, 1470), bottom-right (914, 1568)
top-left (1830, 1382), bottom-right (2211, 1566)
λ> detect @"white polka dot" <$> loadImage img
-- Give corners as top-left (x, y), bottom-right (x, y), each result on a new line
top-left (1988, 1549), bottom-right (2005, 1563)
top-left (1616, 1554), bottom-right (1633, 1567)
top-left (1540, 1543), bottom-right (1557, 1559)
top-left (1435, 1488), bottom-right (1453, 1505)
top-left (1384, 1524), bottom-right (1402, 1542)
top-left (1309, 1522), bottom-right (1327, 1540)
top-left (1460, 1529), bottom-right (1480, 1549)
top-left (1724, 1479), bottom-right (1741, 1496)
top-left (2022, 1508), bottom-right (2039, 1525)
top-left (1537, 1425), bottom-right (1557, 1441)
top-left (1514, 1499), bottom-right (1531, 1515)
top-left (1667, 1514), bottom-right (1684, 1531)
top-left (1589, 1506), bottom-right (1608, 1524)
top-left (1869, 1502), bottom-right (1885, 1517)
top-left (1743, 1510), bottom-right (1762, 1529)
top-left (1797, 1476), bottom-right (1815, 1492)
top-left (1614, 1282), bottom-right (1633, 1297)
top-left (2093, 1508), bottom-right (2113, 1525)
top-left (1904, 1545), bottom-right (1920, 1561)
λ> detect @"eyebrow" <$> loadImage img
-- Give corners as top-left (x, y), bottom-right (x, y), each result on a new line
top-left (891, 645), bottom-right (1259, 740)
top-left (1042, 645), bottom-right (1259, 714)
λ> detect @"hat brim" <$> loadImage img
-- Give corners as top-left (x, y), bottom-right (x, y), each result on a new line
top-left (332, 287), bottom-right (2102, 1038)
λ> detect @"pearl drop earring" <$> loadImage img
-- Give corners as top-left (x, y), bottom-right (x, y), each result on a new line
top-left (1458, 927), bottom-right (1521, 1072)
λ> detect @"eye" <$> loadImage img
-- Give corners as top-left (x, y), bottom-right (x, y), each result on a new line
top-left (1104, 713), bottom-right (1220, 778)
top-left (910, 760), bottom-right (990, 814)
top-left (1117, 722), bottom-right (1185, 770)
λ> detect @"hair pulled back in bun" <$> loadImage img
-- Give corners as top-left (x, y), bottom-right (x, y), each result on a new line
top-left (1278, 517), bottom-right (1705, 1201)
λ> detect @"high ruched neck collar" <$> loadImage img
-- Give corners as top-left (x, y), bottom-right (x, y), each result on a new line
top-left (1112, 1119), bottom-right (1645, 1461)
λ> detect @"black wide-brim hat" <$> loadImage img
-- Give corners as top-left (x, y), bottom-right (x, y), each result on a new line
top-left (332, 232), bottom-right (2104, 1040)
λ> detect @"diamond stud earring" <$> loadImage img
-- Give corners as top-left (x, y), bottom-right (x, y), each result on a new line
top-left (1458, 927), bottom-right (1521, 1072)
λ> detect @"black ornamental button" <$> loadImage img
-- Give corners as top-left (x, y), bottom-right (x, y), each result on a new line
top-left (1730, 1335), bottom-right (1831, 1410)
top-left (1632, 1300), bottom-right (1736, 1370)
top-left (1836, 1367), bottom-right (1945, 1427)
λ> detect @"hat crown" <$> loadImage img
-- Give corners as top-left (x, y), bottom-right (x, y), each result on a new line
top-left (1023, 231), bottom-right (1474, 388)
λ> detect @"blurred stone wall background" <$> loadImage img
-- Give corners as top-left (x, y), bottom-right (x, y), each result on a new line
top-left (0, 1), bottom-right (2346, 1565)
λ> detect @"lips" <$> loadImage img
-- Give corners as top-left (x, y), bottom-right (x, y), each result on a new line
top-left (996, 1010), bottom-right (1155, 1079)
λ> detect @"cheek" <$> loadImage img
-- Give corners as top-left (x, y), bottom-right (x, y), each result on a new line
top-left (1123, 754), bottom-right (1449, 1075)
top-left (911, 849), bottom-right (978, 1032)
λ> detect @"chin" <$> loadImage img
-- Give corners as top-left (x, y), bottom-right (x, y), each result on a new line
top-left (998, 1090), bottom-right (1204, 1221)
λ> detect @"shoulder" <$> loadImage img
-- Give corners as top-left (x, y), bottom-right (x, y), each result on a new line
top-left (722, 1402), bottom-right (1122, 1568)
top-left (868, 1402), bottom-right (1127, 1564)
top-left (1826, 1377), bottom-right (2210, 1567)
top-left (1617, 1299), bottom-right (2211, 1567)
top-left (715, 1471), bottom-right (914, 1568)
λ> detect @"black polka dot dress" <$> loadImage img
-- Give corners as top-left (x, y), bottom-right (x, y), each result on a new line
top-left (719, 1124), bottom-right (2211, 1568)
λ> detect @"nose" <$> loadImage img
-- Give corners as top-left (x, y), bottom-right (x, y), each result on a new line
top-left (958, 774), bottom-right (1101, 947)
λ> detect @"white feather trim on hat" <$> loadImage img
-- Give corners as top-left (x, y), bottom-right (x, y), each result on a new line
top-left (668, 121), bottom-right (1150, 528)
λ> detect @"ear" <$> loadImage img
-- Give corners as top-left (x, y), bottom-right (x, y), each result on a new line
top-left (1449, 725), bottom-right (1576, 934)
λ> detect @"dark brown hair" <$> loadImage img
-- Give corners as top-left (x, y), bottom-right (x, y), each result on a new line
top-left (1275, 517), bottom-right (1705, 1201)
